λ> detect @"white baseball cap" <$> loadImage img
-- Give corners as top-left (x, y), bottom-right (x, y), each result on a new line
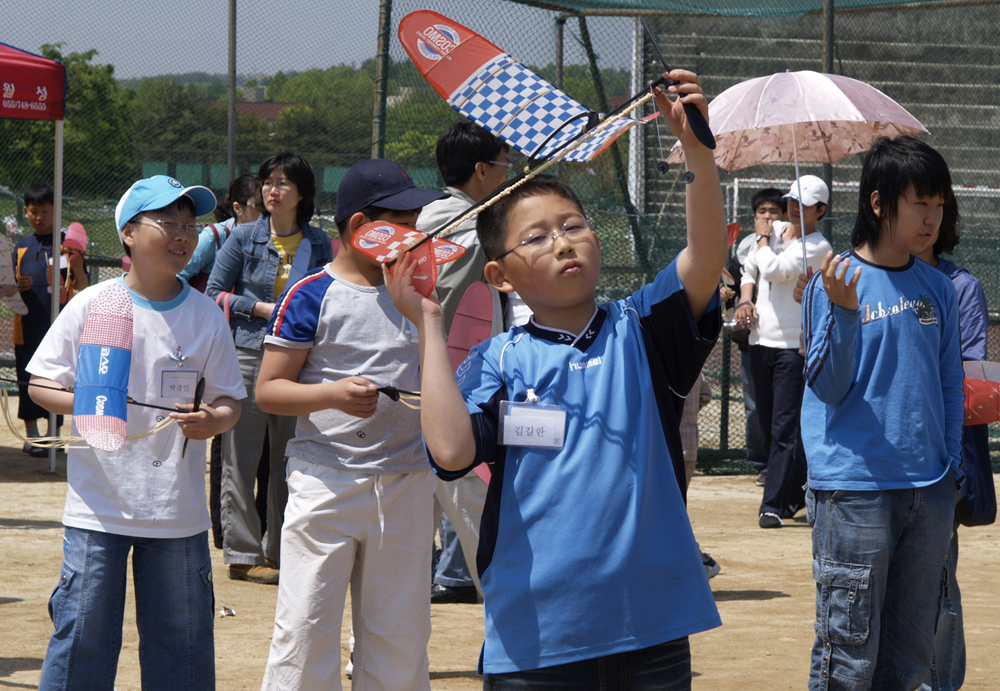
top-left (783, 175), bottom-right (829, 207)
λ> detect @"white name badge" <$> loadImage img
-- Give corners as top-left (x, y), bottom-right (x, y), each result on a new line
top-left (498, 400), bottom-right (566, 449)
top-left (160, 370), bottom-right (200, 399)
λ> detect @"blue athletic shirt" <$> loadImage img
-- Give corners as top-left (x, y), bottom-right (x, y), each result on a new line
top-left (433, 258), bottom-right (723, 674)
top-left (801, 250), bottom-right (964, 490)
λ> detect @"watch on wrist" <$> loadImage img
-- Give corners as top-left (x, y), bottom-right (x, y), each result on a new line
top-left (756, 234), bottom-right (770, 242)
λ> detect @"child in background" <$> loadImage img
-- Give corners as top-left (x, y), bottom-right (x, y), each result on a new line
top-left (255, 159), bottom-right (446, 690)
top-left (5, 182), bottom-right (89, 455)
top-left (801, 136), bottom-right (964, 690)
top-left (387, 70), bottom-right (724, 688)
top-left (28, 175), bottom-right (245, 690)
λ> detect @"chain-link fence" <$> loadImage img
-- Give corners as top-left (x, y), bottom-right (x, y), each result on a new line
top-left (3, 0), bottom-right (999, 470)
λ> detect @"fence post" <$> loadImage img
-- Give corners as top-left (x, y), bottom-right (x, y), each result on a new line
top-left (720, 331), bottom-right (731, 455)
top-left (371, 0), bottom-right (393, 159)
top-left (227, 0), bottom-right (236, 185)
top-left (822, 0), bottom-right (835, 240)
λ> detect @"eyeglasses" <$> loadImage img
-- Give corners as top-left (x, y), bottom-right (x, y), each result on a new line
top-left (487, 160), bottom-right (514, 172)
top-left (262, 179), bottom-right (295, 191)
top-left (136, 217), bottom-right (203, 238)
top-left (494, 216), bottom-right (593, 260)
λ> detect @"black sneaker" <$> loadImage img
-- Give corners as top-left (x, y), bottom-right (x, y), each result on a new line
top-left (701, 551), bottom-right (721, 579)
top-left (755, 470), bottom-right (767, 487)
top-left (759, 512), bottom-right (783, 528)
top-left (23, 443), bottom-right (49, 458)
top-left (431, 583), bottom-right (479, 604)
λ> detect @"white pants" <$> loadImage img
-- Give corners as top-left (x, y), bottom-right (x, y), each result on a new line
top-left (432, 475), bottom-right (488, 595)
top-left (261, 458), bottom-right (435, 691)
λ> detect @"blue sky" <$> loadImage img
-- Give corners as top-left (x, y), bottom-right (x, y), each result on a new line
top-left (6, 0), bottom-right (631, 80)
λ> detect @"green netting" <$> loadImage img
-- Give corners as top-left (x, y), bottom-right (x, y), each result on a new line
top-left (509, 0), bottom-right (957, 18)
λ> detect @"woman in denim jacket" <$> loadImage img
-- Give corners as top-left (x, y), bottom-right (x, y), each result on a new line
top-left (206, 152), bottom-right (333, 584)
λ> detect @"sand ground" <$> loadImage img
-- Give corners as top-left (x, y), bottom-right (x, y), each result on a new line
top-left (1, 428), bottom-right (997, 689)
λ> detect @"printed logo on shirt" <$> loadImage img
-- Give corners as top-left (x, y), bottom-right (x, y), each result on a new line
top-left (861, 294), bottom-right (937, 326)
top-left (569, 356), bottom-right (602, 372)
top-left (455, 349), bottom-right (479, 387)
top-left (99, 346), bottom-right (110, 375)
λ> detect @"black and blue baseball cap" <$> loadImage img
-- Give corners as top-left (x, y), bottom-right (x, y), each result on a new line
top-left (335, 159), bottom-right (446, 225)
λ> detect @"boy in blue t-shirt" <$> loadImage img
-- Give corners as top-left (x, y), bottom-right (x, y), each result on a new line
top-left (801, 136), bottom-right (964, 690)
top-left (387, 70), bottom-right (725, 687)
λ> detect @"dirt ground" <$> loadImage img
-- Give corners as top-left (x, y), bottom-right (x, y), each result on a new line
top-left (1, 427), bottom-right (998, 689)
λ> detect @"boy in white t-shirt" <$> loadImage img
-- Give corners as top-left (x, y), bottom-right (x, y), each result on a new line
top-left (28, 175), bottom-right (246, 691)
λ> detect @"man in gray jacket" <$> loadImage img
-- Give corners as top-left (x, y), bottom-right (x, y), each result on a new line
top-left (416, 120), bottom-right (520, 602)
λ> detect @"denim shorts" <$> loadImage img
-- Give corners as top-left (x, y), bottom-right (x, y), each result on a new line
top-left (38, 527), bottom-right (215, 691)
top-left (483, 637), bottom-right (691, 691)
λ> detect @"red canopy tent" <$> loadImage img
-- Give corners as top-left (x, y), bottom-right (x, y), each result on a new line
top-left (1, 42), bottom-right (66, 471)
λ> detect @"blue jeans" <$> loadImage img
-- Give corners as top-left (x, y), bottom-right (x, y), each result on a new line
top-left (807, 474), bottom-right (956, 691)
top-left (39, 527), bottom-right (215, 691)
top-left (483, 637), bottom-right (690, 690)
top-left (919, 525), bottom-right (964, 691)
top-left (435, 511), bottom-right (474, 588)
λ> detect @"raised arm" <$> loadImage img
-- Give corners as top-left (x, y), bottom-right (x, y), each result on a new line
top-left (803, 252), bottom-right (862, 404)
top-left (657, 71), bottom-right (727, 320)
top-left (384, 253), bottom-right (476, 472)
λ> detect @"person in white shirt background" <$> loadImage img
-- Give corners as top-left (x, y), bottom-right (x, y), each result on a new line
top-left (734, 175), bottom-right (832, 528)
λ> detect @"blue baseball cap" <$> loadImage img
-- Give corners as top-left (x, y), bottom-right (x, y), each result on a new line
top-left (114, 175), bottom-right (217, 238)
top-left (335, 159), bottom-right (447, 225)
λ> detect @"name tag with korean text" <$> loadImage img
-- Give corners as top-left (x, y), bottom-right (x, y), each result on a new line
top-left (160, 370), bottom-right (200, 399)
top-left (498, 400), bottom-right (566, 449)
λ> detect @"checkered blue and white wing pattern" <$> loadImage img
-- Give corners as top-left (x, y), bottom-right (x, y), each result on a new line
top-left (449, 54), bottom-right (637, 163)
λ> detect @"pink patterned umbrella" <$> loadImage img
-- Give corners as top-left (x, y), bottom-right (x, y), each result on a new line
top-left (667, 70), bottom-right (927, 172)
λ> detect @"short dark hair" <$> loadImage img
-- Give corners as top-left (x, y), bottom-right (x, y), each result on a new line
top-left (437, 120), bottom-right (509, 187)
top-left (24, 181), bottom-right (54, 207)
top-left (216, 173), bottom-right (261, 223)
top-left (122, 196), bottom-right (198, 257)
top-left (259, 152), bottom-right (316, 227)
top-left (751, 188), bottom-right (786, 214)
top-left (476, 175), bottom-right (585, 261)
top-left (851, 136), bottom-right (958, 252)
top-left (335, 205), bottom-right (421, 237)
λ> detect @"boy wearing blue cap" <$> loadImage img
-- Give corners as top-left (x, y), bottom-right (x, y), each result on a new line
top-left (27, 175), bottom-right (246, 691)
top-left (255, 159), bottom-right (446, 690)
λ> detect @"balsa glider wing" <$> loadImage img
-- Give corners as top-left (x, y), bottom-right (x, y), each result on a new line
top-left (399, 10), bottom-right (642, 163)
